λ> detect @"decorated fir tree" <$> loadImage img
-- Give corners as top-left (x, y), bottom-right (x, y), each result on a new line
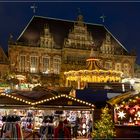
top-left (92, 106), bottom-right (116, 139)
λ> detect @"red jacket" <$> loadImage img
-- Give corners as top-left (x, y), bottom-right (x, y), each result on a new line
top-left (54, 122), bottom-right (71, 140)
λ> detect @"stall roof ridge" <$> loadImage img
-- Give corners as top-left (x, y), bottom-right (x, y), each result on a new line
top-left (33, 93), bottom-right (95, 109)
top-left (0, 92), bottom-right (95, 109)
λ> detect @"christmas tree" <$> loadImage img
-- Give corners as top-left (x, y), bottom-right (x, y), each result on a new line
top-left (92, 106), bottom-right (116, 139)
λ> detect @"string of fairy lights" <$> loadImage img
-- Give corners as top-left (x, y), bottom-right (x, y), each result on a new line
top-left (0, 92), bottom-right (95, 109)
top-left (64, 69), bottom-right (122, 83)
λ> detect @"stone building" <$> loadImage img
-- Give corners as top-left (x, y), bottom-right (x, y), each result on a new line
top-left (0, 47), bottom-right (9, 79)
top-left (8, 14), bottom-right (136, 86)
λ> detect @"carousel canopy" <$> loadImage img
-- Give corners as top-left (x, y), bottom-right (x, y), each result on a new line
top-left (86, 47), bottom-right (105, 70)
top-left (64, 48), bottom-right (122, 83)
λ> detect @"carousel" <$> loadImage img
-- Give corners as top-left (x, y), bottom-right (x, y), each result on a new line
top-left (64, 47), bottom-right (122, 89)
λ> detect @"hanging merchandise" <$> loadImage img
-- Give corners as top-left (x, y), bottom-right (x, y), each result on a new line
top-left (39, 115), bottom-right (54, 139)
top-left (0, 115), bottom-right (23, 140)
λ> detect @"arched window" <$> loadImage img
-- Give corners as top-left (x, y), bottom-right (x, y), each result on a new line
top-left (42, 56), bottom-right (50, 74)
top-left (20, 55), bottom-right (26, 72)
top-left (30, 56), bottom-right (38, 73)
top-left (123, 63), bottom-right (130, 77)
top-left (53, 56), bottom-right (61, 74)
top-left (115, 63), bottom-right (121, 71)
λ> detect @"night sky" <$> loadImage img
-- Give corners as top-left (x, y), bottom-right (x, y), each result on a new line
top-left (0, 1), bottom-right (140, 64)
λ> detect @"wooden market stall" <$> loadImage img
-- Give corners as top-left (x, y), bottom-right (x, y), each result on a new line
top-left (0, 87), bottom-right (95, 139)
top-left (107, 91), bottom-right (140, 138)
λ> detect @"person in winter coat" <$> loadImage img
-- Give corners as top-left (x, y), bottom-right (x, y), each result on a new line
top-left (54, 121), bottom-right (71, 140)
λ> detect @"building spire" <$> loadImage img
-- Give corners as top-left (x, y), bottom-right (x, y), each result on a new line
top-left (77, 8), bottom-right (83, 22)
top-left (100, 14), bottom-right (106, 23)
top-left (8, 33), bottom-right (14, 44)
top-left (78, 8), bottom-right (81, 15)
top-left (30, 3), bottom-right (37, 14)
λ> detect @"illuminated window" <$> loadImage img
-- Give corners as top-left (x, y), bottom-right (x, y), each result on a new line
top-left (42, 57), bottom-right (50, 74)
top-left (115, 63), bottom-right (121, 71)
top-left (123, 63), bottom-right (129, 77)
top-left (53, 57), bottom-right (61, 74)
top-left (30, 56), bottom-right (38, 73)
top-left (105, 61), bottom-right (112, 69)
top-left (20, 55), bottom-right (26, 72)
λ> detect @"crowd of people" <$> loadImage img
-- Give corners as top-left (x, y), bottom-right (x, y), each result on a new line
top-left (0, 110), bottom-right (93, 139)
top-left (39, 111), bottom-right (93, 140)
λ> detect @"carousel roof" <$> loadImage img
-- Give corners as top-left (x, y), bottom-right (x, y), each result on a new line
top-left (86, 48), bottom-right (106, 70)
top-left (64, 48), bottom-right (122, 83)
top-left (86, 58), bottom-right (104, 70)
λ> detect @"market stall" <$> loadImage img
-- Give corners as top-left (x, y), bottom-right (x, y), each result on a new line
top-left (0, 88), bottom-right (95, 139)
top-left (107, 91), bottom-right (140, 138)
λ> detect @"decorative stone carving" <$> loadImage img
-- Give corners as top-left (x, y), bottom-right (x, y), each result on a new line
top-left (40, 24), bottom-right (54, 48)
top-left (64, 14), bottom-right (94, 49)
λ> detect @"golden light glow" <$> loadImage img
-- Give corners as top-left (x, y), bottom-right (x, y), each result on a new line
top-left (0, 92), bottom-right (31, 105)
top-left (32, 94), bottom-right (95, 108)
top-left (64, 69), bottom-right (122, 84)
top-left (0, 93), bottom-right (95, 108)
top-left (86, 58), bottom-right (99, 61)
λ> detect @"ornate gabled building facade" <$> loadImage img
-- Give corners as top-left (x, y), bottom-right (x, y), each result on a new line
top-left (8, 14), bottom-right (136, 86)
top-left (0, 47), bottom-right (9, 78)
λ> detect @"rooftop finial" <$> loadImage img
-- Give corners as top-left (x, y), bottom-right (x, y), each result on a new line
top-left (90, 42), bottom-right (96, 57)
top-left (30, 3), bottom-right (37, 14)
top-left (77, 8), bottom-right (83, 22)
top-left (100, 14), bottom-right (106, 23)
top-left (8, 33), bottom-right (14, 44)
top-left (78, 8), bottom-right (81, 15)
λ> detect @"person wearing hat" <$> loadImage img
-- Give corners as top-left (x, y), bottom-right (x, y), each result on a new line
top-left (54, 121), bottom-right (71, 140)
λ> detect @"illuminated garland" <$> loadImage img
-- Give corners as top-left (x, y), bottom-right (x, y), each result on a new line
top-left (64, 69), bottom-right (122, 83)
top-left (0, 93), bottom-right (32, 105)
top-left (32, 94), bottom-right (95, 108)
top-left (0, 93), bottom-right (95, 108)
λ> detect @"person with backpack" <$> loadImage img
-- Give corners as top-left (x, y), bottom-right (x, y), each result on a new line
top-left (54, 121), bottom-right (71, 140)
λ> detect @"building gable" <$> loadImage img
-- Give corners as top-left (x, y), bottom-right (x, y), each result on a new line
top-left (16, 16), bottom-right (128, 54)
